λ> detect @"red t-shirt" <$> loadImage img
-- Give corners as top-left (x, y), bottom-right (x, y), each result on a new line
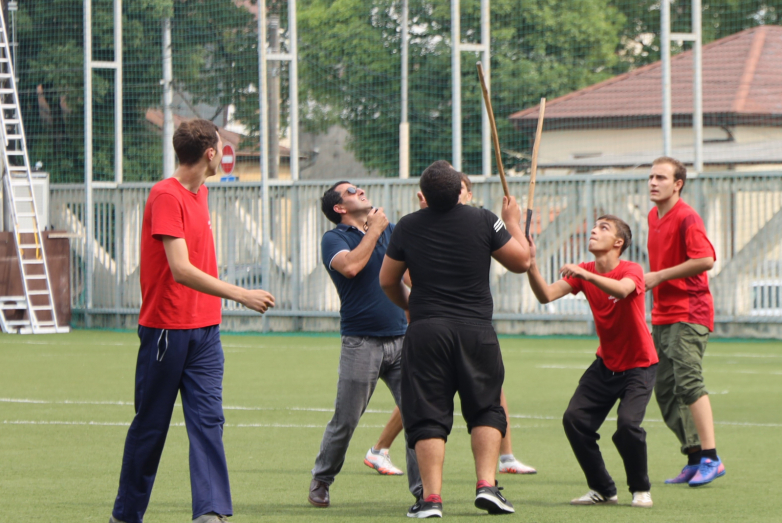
top-left (138, 178), bottom-right (222, 329)
top-left (564, 260), bottom-right (658, 372)
top-left (647, 199), bottom-right (715, 331)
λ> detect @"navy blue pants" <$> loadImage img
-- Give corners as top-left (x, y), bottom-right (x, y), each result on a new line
top-left (112, 325), bottom-right (232, 523)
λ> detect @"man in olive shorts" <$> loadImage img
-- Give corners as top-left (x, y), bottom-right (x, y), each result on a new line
top-left (646, 156), bottom-right (725, 487)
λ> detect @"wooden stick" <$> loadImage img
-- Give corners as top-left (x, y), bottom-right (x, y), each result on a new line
top-left (476, 62), bottom-right (509, 198)
top-left (525, 98), bottom-right (546, 239)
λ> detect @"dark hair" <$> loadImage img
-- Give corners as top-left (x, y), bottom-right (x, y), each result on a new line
top-left (458, 172), bottom-right (472, 192)
top-left (420, 160), bottom-right (461, 212)
top-left (173, 119), bottom-right (220, 166)
top-left (596, 214), bottom-right (632, 255)
top-left (321, 180), bottom-right (351, 224)
top-left (653, 156), bottom-right (687, 194)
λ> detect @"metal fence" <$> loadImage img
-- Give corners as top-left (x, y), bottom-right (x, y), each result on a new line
top-left (49, 172), bottom-right (782, 332)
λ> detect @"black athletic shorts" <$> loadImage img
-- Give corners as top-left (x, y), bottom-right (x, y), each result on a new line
top-left (401, 318), bottom-right (506, 448)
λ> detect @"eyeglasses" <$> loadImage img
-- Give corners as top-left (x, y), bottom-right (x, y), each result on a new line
top-left (341, 186), bottom-right (358, 196)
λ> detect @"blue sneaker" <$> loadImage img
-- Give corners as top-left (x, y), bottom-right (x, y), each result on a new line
top-left (664, 464), bottom-right (699, 484)
top-left (688, 457), bottom-right (726, 487)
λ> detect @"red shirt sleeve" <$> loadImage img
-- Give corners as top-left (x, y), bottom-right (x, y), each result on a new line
top-left (562, 262), bottom-right (587, 295)
top-left (150, 193), bottom-right (185, 240)
top-left (685, 221), bottom-right (716, 261)
top-left (620, 262), bottom-right (644, 297)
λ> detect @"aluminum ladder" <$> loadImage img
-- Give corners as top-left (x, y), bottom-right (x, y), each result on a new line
top-left (0, 11), bottom-right (67, 334)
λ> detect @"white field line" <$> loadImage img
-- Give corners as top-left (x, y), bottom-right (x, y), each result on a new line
top-left (2, 397), bottom-right (780, 428)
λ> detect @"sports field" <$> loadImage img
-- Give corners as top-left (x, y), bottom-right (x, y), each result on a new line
top-left (1, 330), bottom-right (780, 522)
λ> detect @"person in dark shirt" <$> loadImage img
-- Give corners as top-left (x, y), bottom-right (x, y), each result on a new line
top-left (379, 160), bottom-right (531, 518)
top-left (308, 181), bottom-right (422, 509)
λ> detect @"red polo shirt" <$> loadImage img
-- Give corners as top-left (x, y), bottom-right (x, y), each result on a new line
top-left (647, 199), bottom-right (715, 331)
top-left (138, 177), bottom-right (222, 329)
top-left (564, 260), bottom-right (658, 372)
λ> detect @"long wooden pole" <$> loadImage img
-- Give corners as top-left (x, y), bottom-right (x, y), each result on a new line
top-left (476, 62), bottom-right (509, 198)
top-left (525, 98), bottom-right (546, 238)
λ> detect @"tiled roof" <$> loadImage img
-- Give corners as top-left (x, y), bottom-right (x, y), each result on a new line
top-left (510, 26), bottom-right (782, 128)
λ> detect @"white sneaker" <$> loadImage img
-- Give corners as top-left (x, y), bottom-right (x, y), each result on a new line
top-left (498, 456), bottom-right (537, 474)
top-left (631, 491), bottom-right (653, 508)
top-left (570, 490), bottom-right (618, 505)
top-left (364, 447), bottom-right (404, 475)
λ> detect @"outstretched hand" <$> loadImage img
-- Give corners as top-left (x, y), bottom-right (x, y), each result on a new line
top-left (560, 263), bottom-right (588, 280)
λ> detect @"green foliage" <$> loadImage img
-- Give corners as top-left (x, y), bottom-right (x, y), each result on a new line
top-left (297, 0), bottom-right (626, 176)
top-left (17, 0), bottom-right (259, 183)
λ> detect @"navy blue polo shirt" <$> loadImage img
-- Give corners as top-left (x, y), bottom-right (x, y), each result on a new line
top-left (321, 223), bottom-right (407, 337)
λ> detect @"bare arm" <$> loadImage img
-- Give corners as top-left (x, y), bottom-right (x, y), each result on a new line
top-left (491, 196), bottom-right (531, 274)
top-left (379, 256), bottom-right (410, 311)
top-left (645, 257), bottom-right (714, 291)
top-left (162, 236), bottom-right (275, 313)
top-left (560, 264), bottom-right (637, 300)
top-left (526, 239), bottom-right (573, 303)
top-left (330, 208), bottom-right (389, 279)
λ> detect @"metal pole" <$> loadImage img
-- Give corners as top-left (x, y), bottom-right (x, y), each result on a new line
top-left (661, 0), bottom-right (672, 156)
top-left (451, 0), bottom-right (461, 171)
top-left (399, 0), bottom-right (409, 179)
top-left (480, 0), bottom-right (491, 176)
top-left (258, 0), bottom-right (271, 332)
top-left (289, 0), bottom-right (300, 181)
top-left (114, 0), bottom-right (123, 183)
top-left (84, 0), bottom-right (94, 327)
top-left (692, 0), bottom-right (703, 172)
top-left (268, 15), bottom-right (280, 179)
top-left (162, 18), bottom-right (175, 178)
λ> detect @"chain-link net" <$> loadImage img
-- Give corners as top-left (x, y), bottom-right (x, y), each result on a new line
top-left (12, 1), bottom-right (782, 183)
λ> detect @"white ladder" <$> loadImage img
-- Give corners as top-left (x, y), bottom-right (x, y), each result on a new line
top-left (0, 11), bottom-right (67, 334)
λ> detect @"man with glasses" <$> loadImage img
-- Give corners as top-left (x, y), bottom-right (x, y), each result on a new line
top-left (308, 181), bottom-right (422, 509)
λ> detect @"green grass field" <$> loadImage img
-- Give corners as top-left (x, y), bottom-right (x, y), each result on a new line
top-left (1, 331), bottom-right (780, 522)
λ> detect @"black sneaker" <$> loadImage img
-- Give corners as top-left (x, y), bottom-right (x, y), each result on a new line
top-left (475, 483), bottom-right (515, 514)
top-left (407, 499), bottom-right (443, 518)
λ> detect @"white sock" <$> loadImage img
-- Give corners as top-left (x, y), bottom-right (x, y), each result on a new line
top-left (500, 454), bottom-right (515, 463)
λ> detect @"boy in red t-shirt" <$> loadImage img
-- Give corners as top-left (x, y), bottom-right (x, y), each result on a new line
top-left (109, 120), bottom-right (275, 523)
top-left (646, 156), bottom-right (724, 487)
top-left (527, 215), bottom-right (658, 508)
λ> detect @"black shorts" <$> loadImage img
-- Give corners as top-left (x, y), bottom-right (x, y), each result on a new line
top-left (401, 318), bottom-right (506, 448)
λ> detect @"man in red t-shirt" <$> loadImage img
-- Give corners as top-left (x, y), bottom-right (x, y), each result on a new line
top-left (527, 215), bottom-right (658, 508)
top-left (110, 120), bottom-right (275, 523)
top-left (646, 156), bottom-right (725, 487)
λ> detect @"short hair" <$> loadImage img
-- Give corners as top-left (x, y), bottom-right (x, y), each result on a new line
top-left (458, 172), bottom-right (472, 193)
top-left (420, 160), bottom-right (461, 212)
top-left (653, 156), bottom-right (687, 194)
top-left (173, 119), bottom-right (220, 166)
top-left (597, 214), bottom-right (632, 256)
top-left (321, 180), bottom-right (350, 224)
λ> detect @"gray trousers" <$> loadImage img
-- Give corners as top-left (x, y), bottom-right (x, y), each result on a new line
top-left (312, 335), bottom-right (422, 499)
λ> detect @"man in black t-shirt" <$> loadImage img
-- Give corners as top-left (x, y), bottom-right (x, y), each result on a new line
top-left (379, 160), bottom-right (531, 518)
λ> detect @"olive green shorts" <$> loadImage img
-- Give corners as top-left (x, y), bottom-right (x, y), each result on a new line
top-left (652, 322), bottom-right (710, 453)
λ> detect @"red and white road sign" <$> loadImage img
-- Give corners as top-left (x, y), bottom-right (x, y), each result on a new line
top-left (221, 143), bottom-right (236, 175)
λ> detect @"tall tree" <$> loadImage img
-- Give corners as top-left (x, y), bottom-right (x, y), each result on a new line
top-left (297, 0), bottom-right (626, 176)
top-left (16, 0), bottom-right (260, 183)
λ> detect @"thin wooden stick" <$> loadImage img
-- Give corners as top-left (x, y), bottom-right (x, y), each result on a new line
top-left (476, 61), bottom-right (509, 198)
top-left (525, 98), bottom-right (546, 239)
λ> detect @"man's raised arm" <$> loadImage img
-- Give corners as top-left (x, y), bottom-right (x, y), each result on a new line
top-left (526, 238), bottom-right (573, 304)
top-left (330, 208), bottom-right (389, 279)
top-left (491, 196), bottom-right (531, 274)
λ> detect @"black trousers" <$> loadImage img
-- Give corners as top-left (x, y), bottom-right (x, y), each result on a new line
top-left (562, 358), bottom-right (657, 497)
top-left (401, 318), bottom-right (506, 448)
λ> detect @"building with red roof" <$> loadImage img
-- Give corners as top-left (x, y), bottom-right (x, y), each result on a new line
top-left (510, 26), bottom-right (782, 174)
